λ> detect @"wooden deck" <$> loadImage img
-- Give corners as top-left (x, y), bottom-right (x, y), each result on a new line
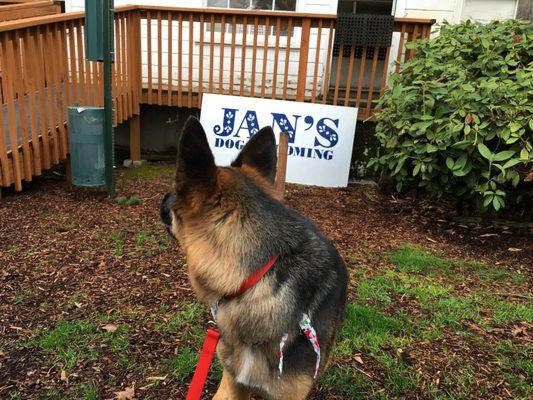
top-left (0, 5), bottom-right (434, 191)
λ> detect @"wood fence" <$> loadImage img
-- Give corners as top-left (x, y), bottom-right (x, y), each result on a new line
top-left (0, 5), bottom-right (433, 192)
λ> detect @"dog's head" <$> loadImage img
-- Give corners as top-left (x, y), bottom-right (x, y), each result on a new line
top-left (160, 116), bottom-right (277, 242)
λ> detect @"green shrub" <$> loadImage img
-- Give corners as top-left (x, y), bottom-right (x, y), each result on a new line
top-left (369, 20), bottom-right (532, 212)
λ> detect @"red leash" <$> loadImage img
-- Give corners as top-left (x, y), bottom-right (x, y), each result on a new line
top-left (185, 328), bottom-right (220, 400)
top-left (185, 255), bottom-right (279, 400)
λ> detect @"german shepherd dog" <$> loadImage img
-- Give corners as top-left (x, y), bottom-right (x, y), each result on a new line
top-left (160, 117), bottom-right (348, 400)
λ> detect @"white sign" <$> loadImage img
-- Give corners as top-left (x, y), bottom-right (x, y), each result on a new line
top-left (200, 94), bottom-right (358, 187)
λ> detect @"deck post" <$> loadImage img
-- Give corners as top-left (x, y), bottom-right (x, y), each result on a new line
top-left (295, 17), bottom-right (311, 102)
top-left (129, 114), bottom-right (141, 161)
top-left (275, 132), bottom-right (289, 200)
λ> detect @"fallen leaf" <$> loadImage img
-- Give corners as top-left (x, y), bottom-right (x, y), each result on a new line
top-left (115, 385), bottom-right (135, 399)
top-left (479, 233), bottom-right (498, 238)
top-left (354, 355), bottom-right (363, 364)
top-left (426, 236), bottom-right (436, 243)
top-left (507, 247), bottom-right (522, 252)
top-left (60, 370), bottom-right (67, 382)
top-left (102, 324), bottom-right (118, 333)
top-left (511, 325), bottom-right (526, 337)
top-left (146, 375), bottom-right (167, 381)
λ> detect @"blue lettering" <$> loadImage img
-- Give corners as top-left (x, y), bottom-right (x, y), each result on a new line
top-left (314, 118), bottom-right (339, 148)
top-left (214, 108), bottom-right (238, 137)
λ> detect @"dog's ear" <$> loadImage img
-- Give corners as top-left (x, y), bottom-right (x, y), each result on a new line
top-left (231, 126), bottom-right (277, 184)
top-left (176, 117), bottom-right (216, 188)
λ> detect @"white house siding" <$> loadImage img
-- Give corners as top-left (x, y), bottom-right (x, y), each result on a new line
top-left (65, 0), bottom-right (338, 102)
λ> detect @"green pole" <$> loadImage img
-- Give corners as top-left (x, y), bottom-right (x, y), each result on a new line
top-left (102, 0), bottom-right (114, 196)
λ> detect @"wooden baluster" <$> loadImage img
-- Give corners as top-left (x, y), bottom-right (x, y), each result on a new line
top-left (282, 18), bottom-right (292, 100)
top-left (198, 14), bottom-right (204, 105)
top-left (121, 15), bottom-right (129, 118)
top-left (376, 44), bottom-right (392, 111)
top-left (365, 46), bottom-right (380, 117)
top-left (343, 44), bottom-right (355, 106)
top-left (147, 11), bottom-right (152, 104)
top-left (311, 20), bottom-right (322, 103)
top-left (22, 29), bottom-right (42, 175)
top-left (271, 17), bottom-right (280, 99)
top-left (188, 13), bottom-right (193, 107)
top-left (31, 27), bottom-right (51, 169)
top-left (167, 12), bottom-right (172, 106)
top-left (260, 16), bottom-right (269, 98)
top-left (250, 16), bottom-right (258, 97)
top-left (76, 20), bottom-right (88, 105)
top-left (1, 33), bottom-right (27, 187)
top-left (10, 31), bottom-right (34, 177)
top-left (332, 43), bottom-right (343, 105)
top-left (157, 12), bottom-right (162, 105)
top-left (219, 15), bottom-right (225, 95)
top-left (67, 21), bottom-right (78, 105)
top-left (229, 15), bottom-right (236, 96)
top-left (239, 16), bottom-right (247, 96)
top-left (395, 23), bottom-right (406, 73)
top-left (50, 25), bottom-right (68, 158)
top-left (321, 21), bottom-right (334, 104)
top-left (43, 26), bottom-right (60, 161)
top-left (177, 13), bottom-right (182, 107)
top-left (209, 14), bottom-right (215, 93)
top-left (355, 46), bottom-right (368, 109)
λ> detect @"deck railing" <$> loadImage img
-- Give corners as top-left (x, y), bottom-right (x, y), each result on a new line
top-left (0, 5), bottom-right (433, 192)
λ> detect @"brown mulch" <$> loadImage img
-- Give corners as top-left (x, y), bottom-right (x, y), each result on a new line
top-left (0, 165), bottom-right (531, 399)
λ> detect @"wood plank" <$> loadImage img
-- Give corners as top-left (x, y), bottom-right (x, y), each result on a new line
top-left (146, 11), bottom-right (152, 104)
top-left (239, 15), bottom-right (247, 96)
top-left (0, 34), bottom-right (23, 189)
top-left (376, 44), bottom-right (392, 112)
top-left (260, 16), bottom-right (269, 98)
top-left (355, 46), bottom-right (367, 108)
top-left (218, 15), bottom-right (225, 95)
top-left (281, 17), bottom-right (292, 100)
top-left (250, 16), bottom-right (258, 97)
top-left (157, 12), bottom-right (162, 105)
top-left (167, 12), bottom-right (172, 106)
top-left (311, 19), bottom-right (322, 103)
top-left (332, 43), bottom-right (343, 105)
top-left (271, 16), bottom-right (280, 99)
top-left (343, 44), bottom-right (355, 106)
top-left (22, 29), bottom-right (42, 174)
top-left (59, 22), bottom-right (70, 110)
top-left (365, 45), bottom-right (380, 116)
top-left (0, 2), bottom-right (60, 23)
top-left (296, 18), bottom-right (310, 102)
top-left (228, 15), bottom-right (236, 96)
top-left (321, 21), bottom-right (334, 104)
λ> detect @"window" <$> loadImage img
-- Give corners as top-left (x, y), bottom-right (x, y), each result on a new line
top-left (207, 0), bottom-right (297, 11)
top-left (205, 0), bottom-right (297, 37)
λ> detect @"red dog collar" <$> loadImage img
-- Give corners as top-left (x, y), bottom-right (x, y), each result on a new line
top-left (225, 254), bottom-right (280, 299)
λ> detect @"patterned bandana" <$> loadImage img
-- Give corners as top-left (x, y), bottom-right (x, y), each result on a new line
top-left (278, 313), bottom-right (321, 379)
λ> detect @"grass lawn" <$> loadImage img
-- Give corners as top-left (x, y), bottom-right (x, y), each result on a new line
top-left (0, 163), bottom-right (530, 399)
